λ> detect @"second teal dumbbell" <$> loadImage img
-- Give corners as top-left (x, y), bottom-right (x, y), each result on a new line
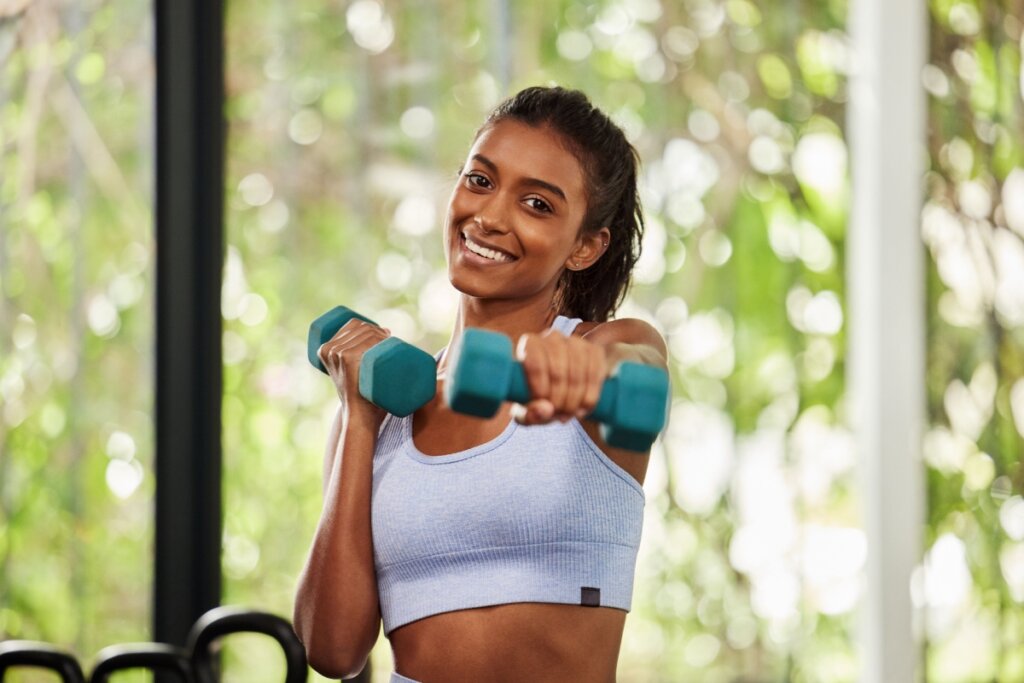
top-left (308, 306), bottom-right (436, 417)
top-left (444, 328), bottom-right (669, 452)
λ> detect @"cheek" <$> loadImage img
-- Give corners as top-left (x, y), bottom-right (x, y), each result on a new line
top-left (444, 194), bottom-right (463, 236)
top-left (445, 190), bottom-right (473, 227)
top-left (517, 230), bottom-right (574, 270)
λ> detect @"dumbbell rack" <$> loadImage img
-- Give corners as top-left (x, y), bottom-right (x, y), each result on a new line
top-left (0, 606), bottom-right (315, 682)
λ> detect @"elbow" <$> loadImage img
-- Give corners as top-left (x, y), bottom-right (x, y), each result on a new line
top-left (302, 632), bottom-right (372, 680)
top-left (293, 605), bottom-right (377, 679)
top-left (307, 650), bottom-right (366, 680)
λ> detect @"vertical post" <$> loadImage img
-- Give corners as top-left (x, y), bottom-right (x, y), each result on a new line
top-left (154, 0), bottom-right (225, 647)
top-left (847, 1), bottom-right (927, 681)
top-left (491, 0), bottom-right (511, 93)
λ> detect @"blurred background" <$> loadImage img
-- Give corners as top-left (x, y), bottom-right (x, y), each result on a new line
top-left (1, 0), bottom-right (1023, 681)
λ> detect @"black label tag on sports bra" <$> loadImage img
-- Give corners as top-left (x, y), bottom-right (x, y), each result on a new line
top-left (581, 587), bottom-right (601, 607)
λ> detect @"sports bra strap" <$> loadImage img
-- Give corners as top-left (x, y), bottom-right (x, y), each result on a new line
top-left (550, 315), bottom-right (583, 336)
top-left (435, 315), bottom-right (585, 362)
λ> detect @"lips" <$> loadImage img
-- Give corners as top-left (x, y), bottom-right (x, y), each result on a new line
top-left (460, 231), bottom-right (517, 263)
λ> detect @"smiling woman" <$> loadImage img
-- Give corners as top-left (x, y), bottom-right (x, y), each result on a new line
top-left (292, 86), bottom-right (668, 683)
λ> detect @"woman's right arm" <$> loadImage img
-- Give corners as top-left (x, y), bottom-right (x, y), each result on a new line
top-left (293, 321), bottom-right (388, 679)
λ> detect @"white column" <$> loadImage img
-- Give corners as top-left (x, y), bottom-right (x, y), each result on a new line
top-left (847, 0), bottom-right (927, 681)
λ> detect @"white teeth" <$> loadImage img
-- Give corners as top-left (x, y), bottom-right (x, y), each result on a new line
top-left (464, 235), bottom-right (511, 262)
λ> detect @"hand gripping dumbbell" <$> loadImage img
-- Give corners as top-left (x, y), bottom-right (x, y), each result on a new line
top-left (444, 328), bottom-right (670, 452)
top-left (308, 306), bottom-right (436, 417)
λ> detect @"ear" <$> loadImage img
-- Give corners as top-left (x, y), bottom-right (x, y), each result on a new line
top-left (565, 227), bottom-right (611, 272)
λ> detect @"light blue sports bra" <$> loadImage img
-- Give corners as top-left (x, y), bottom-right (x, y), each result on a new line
top-left (370, 316), bottom-right (646, 635)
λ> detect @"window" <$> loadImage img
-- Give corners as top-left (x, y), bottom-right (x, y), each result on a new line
top-left (1, 0), bottom-right (154, 656)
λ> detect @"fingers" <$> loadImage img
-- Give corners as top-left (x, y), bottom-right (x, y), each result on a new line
top-left (317, 319), bottom-right (390, 394)
top-left (578, 338), bottom-right (607, 418)
top-left (516, 333), bottom-right (550, 404)
top-left (511, 399), bottom-right (555, 425)
top-left (514, 331), bottom-right (607, 425)
top-left (560, 337), bottom-right (587, 420)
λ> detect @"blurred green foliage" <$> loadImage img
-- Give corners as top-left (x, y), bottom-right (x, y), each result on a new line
top-left (0, 2), bottom-right (155, 679)
top-left (1, 0), bottom-right (1022, 682)
top-left (921, 1), bottom-right (1024, 681)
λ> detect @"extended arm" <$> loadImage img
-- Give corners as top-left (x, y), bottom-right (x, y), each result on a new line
top-left (515, 317), bottom-right (669, 484)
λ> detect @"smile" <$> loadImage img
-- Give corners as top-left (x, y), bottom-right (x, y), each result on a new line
top-left (461, 233), bottom-right (515, 263)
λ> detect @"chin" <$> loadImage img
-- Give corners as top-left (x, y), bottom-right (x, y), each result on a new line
top-left (447, 271), bottom-right (492, 299)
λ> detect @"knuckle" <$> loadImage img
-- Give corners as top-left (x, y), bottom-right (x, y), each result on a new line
top-left (548, 363), bottom-right (567, 382)
top-left (522, 356), bottom-right (544, 377)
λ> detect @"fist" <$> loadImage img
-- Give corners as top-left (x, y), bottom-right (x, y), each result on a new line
top-left (513, 330), bottom-right (608, 425)
top-left (317, 319), bottom-right (390, 413)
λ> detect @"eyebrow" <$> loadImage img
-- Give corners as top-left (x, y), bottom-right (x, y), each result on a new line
top-left (471, 154), bottom-right (567, 202)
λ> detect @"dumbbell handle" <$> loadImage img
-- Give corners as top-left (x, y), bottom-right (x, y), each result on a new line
top-left (504, 362), bottom-right (622, 424)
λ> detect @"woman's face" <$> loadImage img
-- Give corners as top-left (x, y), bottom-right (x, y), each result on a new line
top-left (444, 119), bottom-right (594, 306)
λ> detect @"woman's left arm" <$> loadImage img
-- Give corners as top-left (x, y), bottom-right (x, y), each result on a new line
top-left (515, 317), bottom-right (668, 426)
top-left (515, 318), bottom-right (668, 484)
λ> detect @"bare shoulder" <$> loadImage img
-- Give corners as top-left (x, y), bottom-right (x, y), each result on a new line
top-left (571, 318), bottom-right (668, 485)
top-left (575, 318), bottom-right (668, 367)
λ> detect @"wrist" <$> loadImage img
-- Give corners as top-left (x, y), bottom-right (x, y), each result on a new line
top-left (343, 399), bottom-right (386, 432)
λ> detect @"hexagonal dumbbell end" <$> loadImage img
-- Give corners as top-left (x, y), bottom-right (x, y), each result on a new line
top-left (444, 328), bottom-right (519, 418)
top-left (360, 337), bottom-right (438, 417)
top-left (592, 362), bottom-right (670, 452)
top-left (307, 306), bottom-right (374, 373)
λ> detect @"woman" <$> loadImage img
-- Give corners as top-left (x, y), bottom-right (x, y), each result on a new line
top-left (294, 86), bottom-right (668, 683)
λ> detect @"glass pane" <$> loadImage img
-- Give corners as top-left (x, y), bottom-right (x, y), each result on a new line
top-left (0, 0), bottom-right (154, 667)
top-left (922, 1), bottom-right (1024, 681)
top-left (222, 0), bottom-right (852, 680)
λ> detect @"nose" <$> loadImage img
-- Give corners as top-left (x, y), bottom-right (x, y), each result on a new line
top-left (474, 196), bottom-right (510, 235)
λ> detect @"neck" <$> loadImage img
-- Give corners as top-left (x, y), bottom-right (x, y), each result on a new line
top-left (439, 293), bottom-right (561, 373)
top-left (453, 295), bottom-right (559, 339)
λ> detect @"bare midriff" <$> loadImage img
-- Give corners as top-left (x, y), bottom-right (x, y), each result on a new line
top-left (388, 602), bottom-right (626, 683)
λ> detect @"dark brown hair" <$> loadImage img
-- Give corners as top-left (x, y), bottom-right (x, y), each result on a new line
top-left (482, 86), bottom-right (644, 322)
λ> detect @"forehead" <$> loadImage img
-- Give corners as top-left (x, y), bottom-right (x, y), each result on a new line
top-left (469, 119), bottom-right (586, 200)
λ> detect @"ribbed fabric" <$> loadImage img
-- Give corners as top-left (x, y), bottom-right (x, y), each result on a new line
top-left (371, 316), bottom-right (646, 635)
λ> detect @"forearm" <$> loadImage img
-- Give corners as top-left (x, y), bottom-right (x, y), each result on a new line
top-left (293, 405), bottom-right (381, 678)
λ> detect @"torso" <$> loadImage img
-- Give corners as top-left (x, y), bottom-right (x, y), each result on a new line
top-left (391, 395), bottom-right (626, 683)
top-left (389, 603), bottom-right (625, 683)
top-left (388, 321), bottom-right (649, 682)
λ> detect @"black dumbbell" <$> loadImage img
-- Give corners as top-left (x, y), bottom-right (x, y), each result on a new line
top-left (89, 643), bottom-right (193, 682)
top-left (0, 640), bottom-right (86, 682)
top-left (187, 606), bottom-right (307, 683)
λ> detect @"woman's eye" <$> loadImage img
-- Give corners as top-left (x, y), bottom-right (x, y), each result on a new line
top-left (526, 197), bottom-right (553, 213)
top-left (465, 172), bottom-right (491, 189)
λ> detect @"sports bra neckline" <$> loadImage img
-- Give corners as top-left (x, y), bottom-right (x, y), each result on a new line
top-left (403, 413), bottom-right (519, 464)
top-left (402, 314), bottom-right (584, 463)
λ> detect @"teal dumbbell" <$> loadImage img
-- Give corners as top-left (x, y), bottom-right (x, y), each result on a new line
top-left (308, 306), bottom-right (436, 417)
top-left (444, 328), bottom-right (669, 451)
